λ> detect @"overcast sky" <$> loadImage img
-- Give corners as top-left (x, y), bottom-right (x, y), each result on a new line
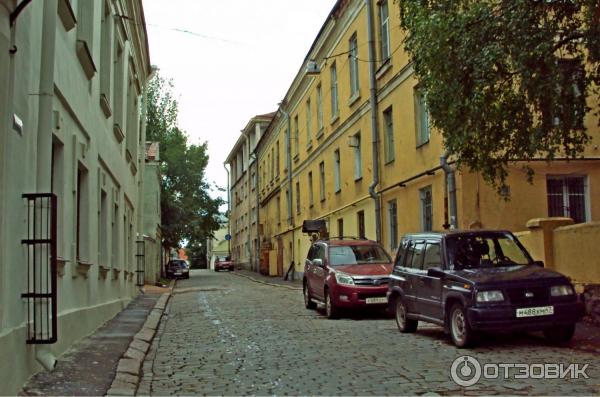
top-left (142, 0), bottom-right (337, 203)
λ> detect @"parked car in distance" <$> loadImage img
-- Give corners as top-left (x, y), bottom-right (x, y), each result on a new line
top-left (303, 237), bottom-right (393, 319)
top-left (215, 257), bottom-right (234, 272)
top-left (388, 230), bottom-right (584, 347)
top-left (166, 259), bottom-right (190, 279)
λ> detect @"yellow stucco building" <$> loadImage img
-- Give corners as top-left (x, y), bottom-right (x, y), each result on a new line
top-left (245, 0), bottom-right (600, 279)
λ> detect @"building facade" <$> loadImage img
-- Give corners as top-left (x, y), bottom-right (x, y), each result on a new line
top-left (225, 113), bottom-right (275, 271)
top-left (143, 142), bottom-right (162, 284)
top-left (250, 0), bottom-right (600, 280)
top-left (0, 0), bottom-right (151, 393)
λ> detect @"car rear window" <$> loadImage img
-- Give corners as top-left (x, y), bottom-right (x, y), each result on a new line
top-left (169, 261), bottom-right (187, 268)
top-left (329, 245), bottom-right (391, 266)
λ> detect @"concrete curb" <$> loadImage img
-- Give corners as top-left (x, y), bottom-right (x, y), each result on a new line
top-left (232, 271), bottom-right (302, 291)
top-left (105, 282), bottom-right (174, 396)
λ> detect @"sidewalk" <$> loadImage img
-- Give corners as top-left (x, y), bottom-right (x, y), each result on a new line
top-left (20, 284), bottom-right (171, 396)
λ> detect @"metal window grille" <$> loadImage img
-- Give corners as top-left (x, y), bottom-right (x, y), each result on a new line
top-left (547, 176), bottom-right (586, 223)
top-left (21, 193), bottom-right (57, 344)
top-left (136, 239), bottom-right (145, 287)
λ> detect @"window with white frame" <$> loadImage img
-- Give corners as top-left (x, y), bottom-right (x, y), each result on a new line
top-left (308, 171), bottom-right (314, 207)
top-left (334, 149), bottom-right (341, 192)
top-left (296, 181), bottom-right (301, 214)
top-left (306, 98), bottom-right (312, 146)
top-left (316, 84), bottom-right (324, 132)
top-left (420, 186), bottom-right (433, 231)
top-left (383, 106), bottom-right (394, 163)
top-left (330, 62), bottom-right (339, 118)
top-left (388, 199), bottom-right (398, 251)
top-left (546, 175), bottom-right (588, 224)
top-left (349, 33), bottom-right (359, 97)
top-left (319, 161), bottom-right (326, 202)
top-left (414, 88), bottom-right (430, 146)
top-left (379, 0), bottom-right (390, 61)
top-left (293, 115), bottom-right (299, 157)
top-left (353, 132), bottom-right (362, 180)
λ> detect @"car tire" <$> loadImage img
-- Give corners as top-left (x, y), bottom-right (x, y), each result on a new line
top-left (324, 290), bottom-right (339, 319)
top-left (449, 303), bottom-right (474, 348)
top-left (543, 324), bottom-right (576, 344)
top-left (303, 283), bottom-right (317, 310)
top-left (395, 297), bottom-right (417, 333)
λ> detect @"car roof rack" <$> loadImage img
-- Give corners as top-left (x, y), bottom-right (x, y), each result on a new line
top-left (327, 236), bottom-right (365, 240)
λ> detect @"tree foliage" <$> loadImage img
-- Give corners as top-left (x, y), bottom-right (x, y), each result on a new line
top-left (398, 0), bottom-right (600, 190)
top-left (145, 73), bottom-right (223, 249)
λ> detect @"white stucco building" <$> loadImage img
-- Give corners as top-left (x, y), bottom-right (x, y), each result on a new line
top-left (0, 0), bottom-right (151, 393)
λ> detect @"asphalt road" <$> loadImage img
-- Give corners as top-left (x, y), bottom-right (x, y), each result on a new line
top-left (138, 269), bottom-right (599, 396)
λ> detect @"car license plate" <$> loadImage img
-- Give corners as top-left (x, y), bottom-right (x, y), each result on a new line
top-left (366, 297), bottom-right (387, 304)
top-left (174, 272), bottom-right (182, 276)
top-left (516, 306), bottom-right (553, 318)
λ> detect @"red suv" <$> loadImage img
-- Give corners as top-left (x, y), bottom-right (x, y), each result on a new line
top-left (303, 238), bottom-right (393, 318)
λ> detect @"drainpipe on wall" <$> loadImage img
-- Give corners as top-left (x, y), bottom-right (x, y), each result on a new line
top-left (440, 153), bottom-right (458, 229)
top-left (223, 164), bottom-right (231, 257)
top-left (365, 0), bottom-right (382, 243)
top-left (35, 0), bottom-right (58, 369)
top-left (280, 106), bottom-right (294, 267)
top-left (36, 0), bottom-right (57, 193)
top-left (254, 152), bottom-right (260, 273)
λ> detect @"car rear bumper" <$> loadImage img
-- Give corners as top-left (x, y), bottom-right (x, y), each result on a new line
top-left (467, 301), bottom-right (584, 331)
top-left (330, 284), bottom-right (389, 308)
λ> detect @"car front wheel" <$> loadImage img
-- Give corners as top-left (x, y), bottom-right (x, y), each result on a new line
top-left (395, 298), bottom-right (417, 333)
top-left (324, 290), bottom-right (339, 319)
top-left (543, 324), bottom-right (575, 344)
top-left (449, 303), bottom-right (474, 348)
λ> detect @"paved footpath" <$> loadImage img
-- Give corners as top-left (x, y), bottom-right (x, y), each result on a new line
top-left (139, 270), bottom-right (599, 396)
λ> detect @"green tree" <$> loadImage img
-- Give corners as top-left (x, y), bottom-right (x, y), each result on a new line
top-left (145, 73), bottom-right (223, 249)
top-left (398, 0), bottom-right (600, 191)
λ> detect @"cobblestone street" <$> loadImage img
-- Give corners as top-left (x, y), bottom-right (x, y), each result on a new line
top-left (138, 270), bottom-right (599, 395)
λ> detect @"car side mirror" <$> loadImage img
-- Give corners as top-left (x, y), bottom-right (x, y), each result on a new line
top-left (532, 260), bottom-right (544, 267)
top-left (427, 267), bottom-right (444, 278)
top-left (312, 258), bottom-right (324, 268)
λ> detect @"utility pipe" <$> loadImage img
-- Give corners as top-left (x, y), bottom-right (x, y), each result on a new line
top-left (36, 0), bottom-right (57, 192)
top-left (440, 153), bottom-right (458, 229)
top-left (223, 164), bottom-right (231, 257)
top-left (365, 0), bottom-right (382, 243)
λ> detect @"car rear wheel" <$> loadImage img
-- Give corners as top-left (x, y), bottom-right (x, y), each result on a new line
top-left (395, 298), bottom-right (417, 333)
top-left (543, 324), bottom-right (575, 344)
top-left (449, 303), bottom-right (473, 348)
top-left (324, 290), bottom-right (338, 319)
top-left (303, 283), bottom-right (316, 310)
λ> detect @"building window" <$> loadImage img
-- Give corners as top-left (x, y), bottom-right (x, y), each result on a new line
top-left (251, 171), bottom-right (256, 190)
top-left (415, 88), bottom-right (430, 146)
top-left (316, 84), bottom-right (324, 132)
top-left (357, 210), bottom-right (365, 239)
top-left (293, 115), bottom-right (299, 157)
top-left (334, 149), bottom-right (341, 192)
top-left (276, 196), bottom-right (281, 225)
top-left (308, 171), bottom-right (314, 207)
top-left (270, 148), bottom-right (274, 181)
top-left (379, 0), bottom-right (390, 61)
top-left (76, 167), bottom-right (89, 261)
top-left (275, 140), bottom-right (280, 176)
top-left (284, 128), bottom-right (291, 166)
top-left (306, 98), bottom-right (312, 146)
top-left (547, 176), bottom-right (588, 224)
top-left (99, 190), bottom-right (108, 266)
top-left (330, 62), bottom-right (339, 117)
top-left (420, 186), bottom-right (433, 232)
top-left (353, 132), bottom-right (362, 180)
top-left (296, 181), bottom-right (301, 214)
top-left (388, 199), bottom-right (398, 251)
top-left (337, 218), bottom-right (344, 238)
top-left (99, 0), bottom-right (113, 114)
top-left (319, 161), bottom-right (326, 202)
top-left (112, 202), bottom-right (119, 267)
top-left (349, 33), bottom-right (359, 97)
top-left (383, 106), bottom-right (395, 163)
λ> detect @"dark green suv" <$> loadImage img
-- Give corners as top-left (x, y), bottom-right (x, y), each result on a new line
top-left (387, 230), bottom-right (583, 347)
